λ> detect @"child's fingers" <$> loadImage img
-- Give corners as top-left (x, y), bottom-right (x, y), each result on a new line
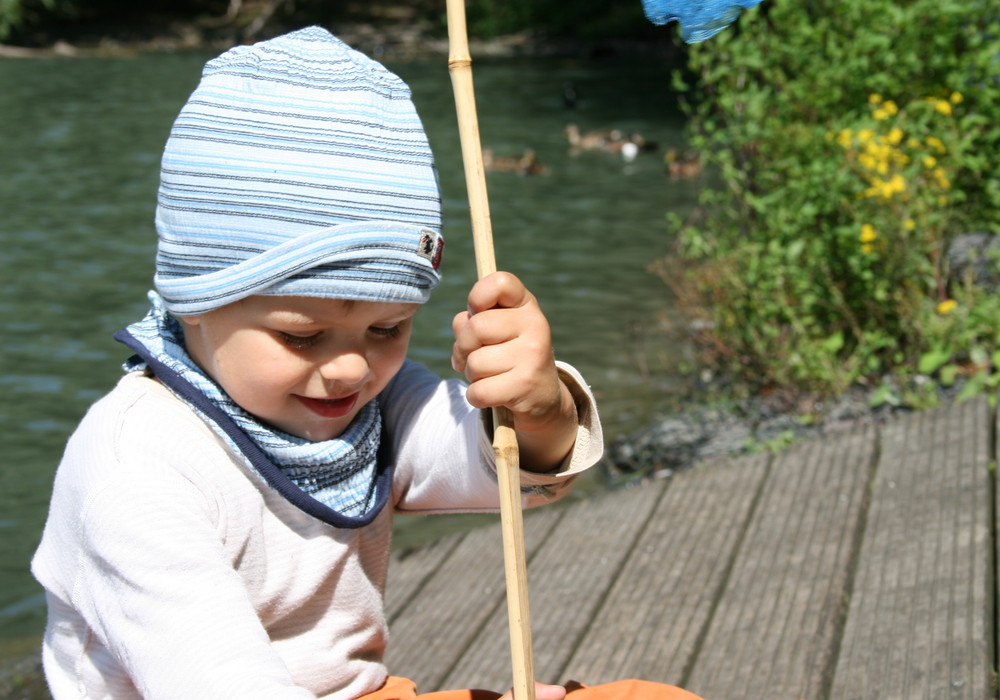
top-left (460, 348), bottom-right (522, 407)
top-left (451, 302), bottom-right (526, 373)
top-left (466, 271), bottom-right (533, 314)
top-left (464, 372), bottom-right (543, 412)
top-left (454, 307), bottom-right (518, 354)
top-left (451, 310), bottom-right (469, 371)
top-left (536, 685), bottom-right (568, 700)
top-left (453, 308), bottom-right (552, 380)
top-left (462, 357), bottom-right (557, 414)
top-left (451, 310), bottom-right (511, 372)
top-left (497, 683), bottom-right (567, 700)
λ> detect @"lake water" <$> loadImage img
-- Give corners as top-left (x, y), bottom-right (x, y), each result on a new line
top-left (0, 48), bottom-right (699, 644)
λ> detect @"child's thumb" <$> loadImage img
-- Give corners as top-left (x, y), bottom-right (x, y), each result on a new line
top-left (498, 683), bottom-right (567, 700)
top-left (534, 683), bottom-right (568, 700)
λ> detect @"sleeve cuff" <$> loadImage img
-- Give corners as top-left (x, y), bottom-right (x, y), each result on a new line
top-left (478, 361), bottom-right (604, 496)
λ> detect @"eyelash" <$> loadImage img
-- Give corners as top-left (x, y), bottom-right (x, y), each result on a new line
top-left (277, 325), bottom-right (402, 349)
top-left (278, 332), bottom-right (320, 350)
top-left (370, 325), bottom-right (402, 339)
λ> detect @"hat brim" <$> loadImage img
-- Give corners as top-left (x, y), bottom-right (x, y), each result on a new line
top-left (156, 220), bottom-right (442, 316)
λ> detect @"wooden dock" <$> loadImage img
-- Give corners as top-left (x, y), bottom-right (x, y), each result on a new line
top-left (384, 397), bottom-right (995, 699)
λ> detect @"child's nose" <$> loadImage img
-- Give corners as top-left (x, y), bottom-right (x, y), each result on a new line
top-left (319, 350), bottom-right (371, 386)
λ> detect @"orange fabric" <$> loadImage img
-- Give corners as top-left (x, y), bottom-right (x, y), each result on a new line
top-left (355, 676), bottom-right (418, 699)
top-left (357, 676), bottom-right (705, 700)
top-left (355, 677), bottom-right (498, 700)
top-left (562, 680), bottom-right (704, 699)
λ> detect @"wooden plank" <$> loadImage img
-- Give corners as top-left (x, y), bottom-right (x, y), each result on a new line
top-left (384, 505), bottom-right (565, 690)
top-left (829, 398), bottom-right (992, 700)
top-left (386, 533), bottom-right (464, 622)
top-left (684, 425), bottom-right (876, 699)
top-left (560, 453), bottom-right (770, 686)
top-left (439, 479), bottom-right (669, 691)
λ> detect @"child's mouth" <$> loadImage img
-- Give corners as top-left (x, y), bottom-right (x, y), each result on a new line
top-left (295, 393), bottom-right (360, 418)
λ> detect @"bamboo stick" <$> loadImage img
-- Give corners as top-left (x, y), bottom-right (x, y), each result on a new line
top-left (445, 2), bottom-right (536, 699)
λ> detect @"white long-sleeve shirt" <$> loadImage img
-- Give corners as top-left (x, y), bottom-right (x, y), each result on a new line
top-left (31, 359), bottom-right (602, 699)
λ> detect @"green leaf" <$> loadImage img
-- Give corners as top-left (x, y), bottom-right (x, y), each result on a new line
top-left (970, 346), bottom-right (989, 367)
top-left (957, 371), bottom-right (988, 402)
top-left (918, 346), bottom-right (953, 375)
top-left (869, 384), bottom-right (901, 408)
top-left (821, 331), bottom-right (844, 353)
top-left (939, 364), bottom-right (960, 386)
top-left (786, 239), bottom-right (806, 261)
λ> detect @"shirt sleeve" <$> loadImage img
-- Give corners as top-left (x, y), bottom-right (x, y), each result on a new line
top-left (383, 360), bottom-right (603, 515)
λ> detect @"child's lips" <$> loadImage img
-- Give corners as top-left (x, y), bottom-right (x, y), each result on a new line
top-left (295, 393), bottom-right (360, 418)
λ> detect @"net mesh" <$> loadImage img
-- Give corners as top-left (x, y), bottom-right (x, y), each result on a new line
top-left (641, 0), bottom-right (764, 42)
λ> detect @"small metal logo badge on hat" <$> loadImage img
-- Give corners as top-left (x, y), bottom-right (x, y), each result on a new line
top-left (418, 229), bottom-right (444, 270)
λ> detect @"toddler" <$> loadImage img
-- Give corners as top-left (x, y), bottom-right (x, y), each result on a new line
top-left (32, 26), bottom-right (701, 700)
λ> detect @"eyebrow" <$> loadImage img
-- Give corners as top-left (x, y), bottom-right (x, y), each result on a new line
top-left (383, 306), bottom-right (420, 322)
top-left (266, 310), bottom-right (321, 326)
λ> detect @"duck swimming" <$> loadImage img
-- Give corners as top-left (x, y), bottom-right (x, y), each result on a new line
top-left (565, 124), bottom-right (657, 161)
top-left (482, 148), bottom-right (550, 175)
top-left (664, 148), bottom-right (703, 178)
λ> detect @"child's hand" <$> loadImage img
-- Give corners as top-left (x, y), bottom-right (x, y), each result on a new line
top-left (452, 272), bottom-right (578, 471)
top-left (497, 682), bottom-right (568, 700)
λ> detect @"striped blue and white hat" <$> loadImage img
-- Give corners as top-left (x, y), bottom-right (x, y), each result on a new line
top-left (153, 26), bottom-right (444, 316)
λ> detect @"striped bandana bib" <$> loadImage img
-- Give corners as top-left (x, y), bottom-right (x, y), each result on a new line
top-left (114, 291), bottom-right (392, 528)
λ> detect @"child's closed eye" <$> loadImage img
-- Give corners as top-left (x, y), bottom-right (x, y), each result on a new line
top-left (277, 331), bottom-right (321, 350)
top-left (369, 325), bottom-right (402, 339)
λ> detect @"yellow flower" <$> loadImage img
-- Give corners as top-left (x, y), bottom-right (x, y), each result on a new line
top-left (950, 91), bottom-right (963, 104)
top-left (836, 128), bottom-right (853, 149)
top-left (865, 175), bottom-right (906, 200)
top-left (872, 100), bottom-right (898, 120)
top-left (926, 136), bottom-right (946, 153)
top-left (869, 93), bottom-right (882, 105)
top-left (933, 168), bottom-right (950, 190)
top-left (934, 99), bottom-right (952, 116)
top-left (887, 127), bottom-right (904, 145)
top-left (923, 155), bottom-right (937, 168)
top-left (904, 219), bottom-right (915, 230)
top-left (857, 128), bottom-right (874, 144)
top-left (860, 224), bottom-right (878, 243)
top-left (936, 299), bottom-right (957, 315)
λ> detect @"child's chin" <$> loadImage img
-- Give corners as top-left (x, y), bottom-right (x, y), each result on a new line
top-left (262, 414), bottom-right (348, 442)
top-left (296, 422), bottom-right (347, 443)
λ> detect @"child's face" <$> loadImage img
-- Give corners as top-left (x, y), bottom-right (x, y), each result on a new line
top-left (181, 295), bottom-right (418, 442)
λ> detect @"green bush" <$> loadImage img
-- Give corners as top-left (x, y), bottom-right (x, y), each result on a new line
top-left (0, 0), bottom-right (60, 41)
top-left (665, 0), bottom-right (1000, 400)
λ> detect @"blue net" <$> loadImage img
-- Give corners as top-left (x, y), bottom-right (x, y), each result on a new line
top-left (641, 0), bottom-right (764, 43)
